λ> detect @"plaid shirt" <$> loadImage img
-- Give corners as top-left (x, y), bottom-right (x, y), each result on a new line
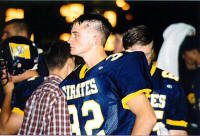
top-left (18, 75), bottom-right (70, 135)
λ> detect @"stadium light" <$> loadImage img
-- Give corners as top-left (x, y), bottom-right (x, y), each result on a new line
top-left (30, 33), bottom-right (34, 42)
top-left (103, 10), bottom-right (117, 27)
top-left (104, 34), bottom-right (115, 51)
top-left (5, 8), bottom-right (24, 22)
top-left (59, 33), bottom-right (71, 41)
top-left (60, 3), bottom-right (84, 23)
top-left (125, 13), bottom-right (133, 20)
top-left (122, 3), bottom-right (130, 11)
top-left (116, 0), bottom-right (126, 8)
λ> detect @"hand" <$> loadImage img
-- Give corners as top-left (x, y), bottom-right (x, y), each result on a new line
top-left (1, 72), bottom-right (14, 95)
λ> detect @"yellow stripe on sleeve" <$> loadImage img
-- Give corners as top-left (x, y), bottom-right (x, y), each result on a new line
top-left (121, 89), bottom-right (152, 109)
top-left (166, 119), bottom-right (188, 127)
top-left (12, 107), bottom-right (24, 115)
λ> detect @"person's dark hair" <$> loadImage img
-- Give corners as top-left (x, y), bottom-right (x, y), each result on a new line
top-left (123, 25), bottom-right (154, 50)
top-left (4, 19), bottom-right (30, 38)
top-left (43, 40), bottom-right (72, 71)
top-left (180, 36), bottom-right (200, 53)
top-left (112, 25), bottom-right (130, 35)
top-left (73, 13), bottom-right (113, 46)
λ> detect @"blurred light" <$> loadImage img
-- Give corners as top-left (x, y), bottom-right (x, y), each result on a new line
top-left (104, 34), bottom-right (115, 51)
top-left (5, 8), bottom-right (24, 22)
top-left (60, 5), bottom-right (69, 17)
top-left (104, 10), bottom-right (117, 27)
top-left (125, 13), bottom-right (133, 20)
top-left (116, 0), bottom-right (126, 8)
top-left (60, 3), bottom-right (84, 23)
top-left (30, 33), bottom-right (34, 42)
top-left (59, 33), bottom-right (71, 41)
top-left (122, 3), bottom-right (130, 11)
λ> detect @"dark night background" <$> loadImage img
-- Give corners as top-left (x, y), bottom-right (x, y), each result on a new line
top-left (0, 0), bottom-right (200, 54)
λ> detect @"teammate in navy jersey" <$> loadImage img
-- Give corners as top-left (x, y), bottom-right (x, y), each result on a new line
top-left (0, 36), bottom-right (43, 134)
top-left (190, 66), bottom-right (200, 134)
top-left (60, 13), bottom-right (156, 135)
top-left (123, 25), bottom-right (188, 135)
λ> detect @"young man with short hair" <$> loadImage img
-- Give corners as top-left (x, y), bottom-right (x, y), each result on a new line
top-left (123, 25), bottom-right (188, 135)
top-left (18, 40), bottom-right (74, 135)
top-left (60, 13), bottom-right (156, 135)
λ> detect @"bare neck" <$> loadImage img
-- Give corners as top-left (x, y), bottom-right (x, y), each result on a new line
top-left (49, 70), bottom-right (65, 79)
top-left (49, 67), bottom-right (72, 80)
top-left (82, 46), bottom-right (107, 69)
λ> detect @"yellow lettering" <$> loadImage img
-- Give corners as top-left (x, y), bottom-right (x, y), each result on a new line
top-left (150, 94), bottom-right (166, 108)
top-left (151, 94), bottom-right (159, 107)
top-left (71, 85), bottom-right (76, 99)
top-left (63, 79), bottom-right (99, 100)
top-left (67, 86), bottom-right (72, 100)
top-left (90, 78), bottom-right (98, 94)
top-left (159, 95), bottom-right (166, 108)
top-left (75, 84), bottom-right (81, 99)
top-left (80, 82), bottom-right (85, 97)
top-left (85, 80), bottom-right (91, 96)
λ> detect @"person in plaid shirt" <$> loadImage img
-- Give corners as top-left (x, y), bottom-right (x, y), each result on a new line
top-left (18, 40), bottom-right (74, 135)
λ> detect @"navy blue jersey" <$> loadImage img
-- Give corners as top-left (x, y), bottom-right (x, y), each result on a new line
top-left (150, 62), bottom-right (188, 135)
top-left (37, 53), bottom-right (49, 77)
top-left (189, 67), bottom-right (200, 134)
top-left (0, 76), bottom-right (44, 115)
top-left (60, 51), bottom-right (152, 135)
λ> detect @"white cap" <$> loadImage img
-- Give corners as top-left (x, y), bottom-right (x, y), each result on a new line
top-left (157, 22), bottom-right (196, 78)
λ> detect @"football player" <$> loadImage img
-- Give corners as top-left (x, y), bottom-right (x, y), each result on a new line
top-left (0, 36), bottom-right (43, 134)
top-left (1, 19), bottom-right (30, 41)
top-left (60, 13), bottom-right (156, 135)
top-left (123, 25), bottom-right (188, 135)
top-left (1, 19), bottom-right (48, 81)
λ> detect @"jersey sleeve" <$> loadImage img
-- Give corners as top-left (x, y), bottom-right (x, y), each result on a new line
top-left (166, 81), bottom-right (188, 130)
top-left (115, 52), bottom-right (152, 109)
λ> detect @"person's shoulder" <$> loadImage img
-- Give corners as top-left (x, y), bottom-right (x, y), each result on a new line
top-left (62, 64), bottom-right (84, 82)
top-left (59, 66), bottom-right (81, 89)
top-left (155, 68), bottom-right (181, 93)
top-left (157, 68), bottom-right (179, 82)
top-left (105, 50), bottom-right (146, 65)
top-left (124, 50), bottom-right (146, 58)
top-left (152, 68), bottom-right (184, 99)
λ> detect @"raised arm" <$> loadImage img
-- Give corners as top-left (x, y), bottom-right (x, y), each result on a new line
top-left (0, 74), bottom-right (23, 134)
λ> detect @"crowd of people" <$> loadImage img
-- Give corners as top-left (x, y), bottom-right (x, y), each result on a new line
top-left (0, 13), bottom-right (199, 135)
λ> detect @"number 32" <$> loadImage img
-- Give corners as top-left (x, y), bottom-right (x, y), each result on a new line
top-left (68, 100), bottom-right (105, 135)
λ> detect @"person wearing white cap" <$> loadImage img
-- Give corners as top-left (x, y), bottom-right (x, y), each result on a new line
top-left (157, 22), bottom-right (196, 78)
